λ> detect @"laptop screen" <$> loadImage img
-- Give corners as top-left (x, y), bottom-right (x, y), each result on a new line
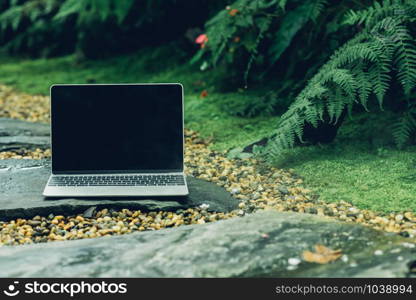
top-left (51, 84), bottom-right (184, 173)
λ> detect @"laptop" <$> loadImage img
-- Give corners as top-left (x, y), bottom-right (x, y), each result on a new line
top-left (43, 83), bottom-right (189, 197)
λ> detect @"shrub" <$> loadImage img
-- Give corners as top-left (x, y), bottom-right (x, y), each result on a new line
top-left (0, 0), bottom-right (226, 58)
top-left (268, 0), bottom-right (416, 153)
top-left (194, 0), bottom-right (416, 149)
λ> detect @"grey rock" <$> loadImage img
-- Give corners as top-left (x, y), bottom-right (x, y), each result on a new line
top-left (0, 118), bottom-right (50, 150)
top-left (0, 118), bottom-right (49, 137)
top-left (0, 159), bottom-right (238, 220)
top-left (0, 136), bottom-right (50, 151)
top-left (277, 185), bottom-right (289, 195)
top-left (0, 211), bottom-right (414, 278)
top-left (82, 206), bottom-right (97, 218)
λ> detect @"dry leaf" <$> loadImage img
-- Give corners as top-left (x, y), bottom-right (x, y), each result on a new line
top-left (302, 244), bottom-right (342, 264)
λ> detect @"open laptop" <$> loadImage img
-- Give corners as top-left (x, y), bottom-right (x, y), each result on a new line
top-left (43, 83), bottom-right (189, 197)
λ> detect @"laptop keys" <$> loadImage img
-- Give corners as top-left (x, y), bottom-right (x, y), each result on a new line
top-left (48, 175), bottom-right (185, 186)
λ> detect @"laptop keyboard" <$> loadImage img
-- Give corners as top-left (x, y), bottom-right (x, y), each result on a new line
top-left (48, 175), bottom-right (185, 186)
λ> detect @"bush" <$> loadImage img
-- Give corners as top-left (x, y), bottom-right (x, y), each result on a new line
top-left (193, 0), bottom-right (416, 150)
top-left (0, 0), bottom-right (226, 58)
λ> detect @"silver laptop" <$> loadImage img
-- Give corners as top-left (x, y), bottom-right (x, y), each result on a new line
top-left (43, 83), bottom-right (189, 197)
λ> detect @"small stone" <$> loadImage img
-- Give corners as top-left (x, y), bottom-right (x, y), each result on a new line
top-left (230, 188), bottom-right (240, 195)
top-left (374, 250), bottom-right (383, 256)
top-left (288, 257), bottom-right (301, 266)
top-left (305, 207), bottom-right (317, 214)
top-left (399, 231), bottom-right (410, 238)
top-left (111, 225), bottom-right (121, 232)
top-left (199, 203), bottom-right (210, 210)
top-left (277, 186), bottom-right (289, 195)
top-left (251, 192), bottom-right (260, 200)
top-left (286, 265), bottom-right (298, 271)
top-left (28, 220), bottom-right (41, 226)
top-left (83, 206), bottom-right (96, 218)
top-left (75, 216), bottom-right (85, 222)
top-left (404, 212), bottom-right (414, 222)
top-left (401, 242), bottom-right (415, 248)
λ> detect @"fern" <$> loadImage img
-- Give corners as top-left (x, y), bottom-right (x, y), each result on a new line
top-left (392, 109), bottom-right (416, 148)
top-left (267, 0), bottom-right (416, 155)
top-left (0, 5), bottom-right (23, 31)
top-left (309, 0), bottom-right (329, 22)
top-left (54, 0), bottom-right (135, 24)
top-left (268, 0), bottom-right (327, 65)
top-left (0, 0), bottom-right (60, 32)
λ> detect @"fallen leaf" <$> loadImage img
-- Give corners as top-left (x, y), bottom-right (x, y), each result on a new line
top-left (302, 244), bottom-right (342, 264)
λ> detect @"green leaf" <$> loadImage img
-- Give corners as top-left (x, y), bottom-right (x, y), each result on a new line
top-left (113, 0), bottom-right (135, 24)
top-left (268, 2), bottom-right (314, 65)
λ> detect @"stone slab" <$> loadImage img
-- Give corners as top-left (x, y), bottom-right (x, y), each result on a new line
top-left (0, 118), bottom-right (49, 137)
top-left (0, 211), bottom-right (414, 277)
top-left (0, 159), bottom-right (238, 219)
top-left (0, 118), bottom-right (50, 151)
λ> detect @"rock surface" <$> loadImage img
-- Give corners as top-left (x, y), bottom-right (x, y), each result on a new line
top-left (0, 211), bottom-right (414, 277)
top-left (0, 118), bottom-right (50, 151)
top-left (0, 118), bottom-right (49, 137)
top-left (0, 159), bottom-right (238, 219)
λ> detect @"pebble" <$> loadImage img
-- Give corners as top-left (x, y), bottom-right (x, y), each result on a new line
top-left (230, 188), bottom-right (240, 195)
top-left (199, 204), bottom-right (210, 210)
top-left (288, 257), bottom-right (301, 266)
top-left (83, 207), bottom-right (96, 218)
top-left (1, 87), bottom-right (416, 245)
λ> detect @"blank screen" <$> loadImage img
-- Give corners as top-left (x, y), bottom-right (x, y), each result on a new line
top-left (51, 84), bottom-right (183, 173)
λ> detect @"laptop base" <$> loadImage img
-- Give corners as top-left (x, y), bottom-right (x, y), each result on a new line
top-left (43, 174), bottom-right (189, 197)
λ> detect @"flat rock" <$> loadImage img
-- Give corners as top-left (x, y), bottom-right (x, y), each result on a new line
top-left (0, 211), bottom-right (414, 277)
top-left (0, 118), bottom-right (49, 137)
top-left (0, 159), bottom-right (238, 219)
top-left (0, 118), bottom-right (50, 151)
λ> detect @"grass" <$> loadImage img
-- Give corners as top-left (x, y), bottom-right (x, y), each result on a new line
top-left (277, 142), bottom-right (416, 213)
top-left (0, 48), bottom-right (414, 213)
top-left (0, 47), bottom-right (278, 151)
top-left (272, 112), bottom-right (416, 213)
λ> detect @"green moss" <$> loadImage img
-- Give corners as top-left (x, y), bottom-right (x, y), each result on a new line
top-left (273, 116), bottom-right (416, 213)
top-left (0, 48), bottom-right (277, 151)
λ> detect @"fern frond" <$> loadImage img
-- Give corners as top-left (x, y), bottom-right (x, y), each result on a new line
top-left (390, 23), bottom-right (416, 94)
top-left (0, 5), bottom-right (23, 31)
top-left (392, 111), bottom-right (416, 148)
top-left (344, 0), bottom-right (405, 27)
top-left (309, 0), bottom-right (328, 22)
top-left (351, 63), bottom-right (372, 111)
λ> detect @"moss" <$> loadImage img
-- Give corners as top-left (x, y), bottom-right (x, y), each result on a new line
top-left (0, 48), bottom-right (276, 151)
top-left (273, 115), bottom-right (416, 213)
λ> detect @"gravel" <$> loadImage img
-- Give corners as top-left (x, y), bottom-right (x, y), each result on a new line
top-left (1, 84), bottom-right (415, 246)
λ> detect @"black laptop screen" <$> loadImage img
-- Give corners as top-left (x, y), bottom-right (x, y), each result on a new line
top-left (51, 84), bottom-right (184, 173)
